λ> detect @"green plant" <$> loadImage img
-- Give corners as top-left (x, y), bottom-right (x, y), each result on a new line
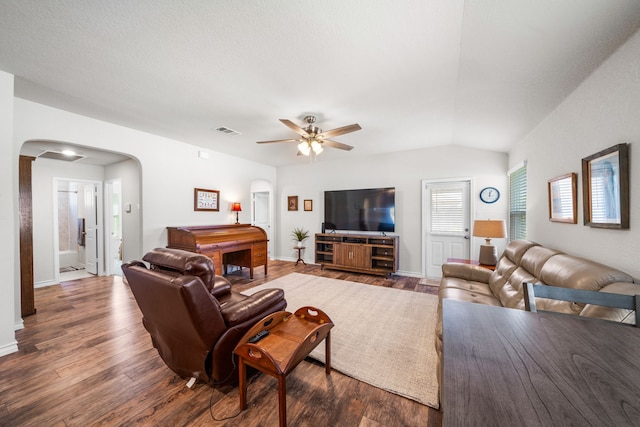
top-left (291, 227), bottom-right (310, 242)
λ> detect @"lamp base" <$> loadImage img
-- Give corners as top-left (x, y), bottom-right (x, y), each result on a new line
top-left (478, 244), bottom-right (498, 266)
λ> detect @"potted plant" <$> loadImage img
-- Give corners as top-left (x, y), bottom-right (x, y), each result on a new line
top-left (291, 227), bottom-right (310, 247)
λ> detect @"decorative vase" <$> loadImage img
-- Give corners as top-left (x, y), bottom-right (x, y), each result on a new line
top-left (297, 241), bottom-right (303, 248)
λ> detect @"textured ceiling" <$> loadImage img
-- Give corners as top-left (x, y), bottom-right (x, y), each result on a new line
top-left (3, 1), bottom-right (640, 167)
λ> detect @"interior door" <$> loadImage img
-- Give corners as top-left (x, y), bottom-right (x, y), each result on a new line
top-left (84, 183), bottom-right (98, 275)
top-left (424, 180), bottom-right (471, 278)
top-left (252, 191), bottom-right (271, 257)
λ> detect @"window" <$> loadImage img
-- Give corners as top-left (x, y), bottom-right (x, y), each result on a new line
top-left (509, 163), bottom-right (527, 241)
top-left (430, 185), bottom-right (464, 233)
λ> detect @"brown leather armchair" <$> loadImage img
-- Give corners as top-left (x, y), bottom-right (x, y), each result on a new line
top-left (121, 248), bottom-right (286, 385)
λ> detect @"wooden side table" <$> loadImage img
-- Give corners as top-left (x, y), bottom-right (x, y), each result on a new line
top-left (294, 246), bottom-right (306, 265)
top-left (234, 306), bottom-right (334, 427)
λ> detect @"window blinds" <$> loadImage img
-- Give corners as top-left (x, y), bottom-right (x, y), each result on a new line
top-left (509, 165), bottom-right (527, 240)
top-left (431, 186), bottom-right (464, 233)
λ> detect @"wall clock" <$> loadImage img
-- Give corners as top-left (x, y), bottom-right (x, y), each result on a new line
top-left (479, 187), bottom-right (500, 204)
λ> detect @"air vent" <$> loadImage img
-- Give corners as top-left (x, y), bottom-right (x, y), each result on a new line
top-left (38, 151), bottom-right (86, 162)
top-left (215, 126), bottom-right (241, 136)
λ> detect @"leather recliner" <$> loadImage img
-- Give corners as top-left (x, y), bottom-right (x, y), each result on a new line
top-left (121, 247), bottom-right (287, 385)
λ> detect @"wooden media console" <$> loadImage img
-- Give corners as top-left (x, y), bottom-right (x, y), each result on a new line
top-left (314, 233), bottom-right (398, 277)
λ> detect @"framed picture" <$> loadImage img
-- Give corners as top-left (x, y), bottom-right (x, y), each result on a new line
top-left (304, 199), bottom-right (313, 211)
top-left (288, 196), bottom-right (298, 211)
top-left (194, 188), bottom-right (220, 211)
top-left (548, 173), bottom-right (577, 224)
top-left (582, 143), bottom-right (629, 229)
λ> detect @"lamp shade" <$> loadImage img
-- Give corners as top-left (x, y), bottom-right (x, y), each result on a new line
top-left (472, 220), bottom-right (506, 239)
top-left (231, 202), bottom-right (242, 212)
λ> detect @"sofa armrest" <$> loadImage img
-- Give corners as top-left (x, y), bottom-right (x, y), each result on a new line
top-left (441, 262), bottom-right (492, 283)
top-left (210, 276), bottom-right (232, 298)
top-left (221, 289), bottom-right (286, 326)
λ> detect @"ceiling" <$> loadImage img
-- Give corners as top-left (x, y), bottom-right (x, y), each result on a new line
top-left (3, 1), bottom-right (640, 167)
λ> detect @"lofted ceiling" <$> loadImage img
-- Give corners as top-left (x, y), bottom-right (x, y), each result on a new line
top-left (3, 1), bottom-right (640, 167)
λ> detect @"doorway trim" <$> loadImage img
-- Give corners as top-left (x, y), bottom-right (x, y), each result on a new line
top-left (421, 177), bottom-right (474, 278)
top-left (52, 177), bottom-right (104, 285)
top-left (250, 180), bottom-right (274, 259)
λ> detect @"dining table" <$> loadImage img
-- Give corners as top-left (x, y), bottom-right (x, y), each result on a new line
top-left (442, 298), bottom-right (640, 426)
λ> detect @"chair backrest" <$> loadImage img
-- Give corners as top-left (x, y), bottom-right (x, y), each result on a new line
top-left (523, 282), bottom-right (639, 327)
top-left (142, 247), bottom-right (217, 291)
top-left (122, 262), bottom-right (228, 381)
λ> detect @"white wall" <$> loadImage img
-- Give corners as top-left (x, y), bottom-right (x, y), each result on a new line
top-left (0, 97), bottom-right (277, 356)
top-left (510, 28), bottom-right (640, 279)
top-left (275, 145), bottom-right (508, 275)
top-left (13, 99), bottom-right (277, 253)
top-left (0, 71), bottom-right (18, 356)
top-left (31, 158), bottom-right (105, 285)
top-left (105, 159), bottom-right (142, 263)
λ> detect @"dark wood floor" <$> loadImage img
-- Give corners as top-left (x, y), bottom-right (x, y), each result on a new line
top-left (0, 260), bottom-right (442, 426)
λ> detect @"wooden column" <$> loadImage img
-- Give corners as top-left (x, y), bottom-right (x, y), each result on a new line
top-left (19, 155), bottom-right (36, 317)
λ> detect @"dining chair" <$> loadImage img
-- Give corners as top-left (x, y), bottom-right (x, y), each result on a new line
top-left (523, 282), bottom-right (639, 327)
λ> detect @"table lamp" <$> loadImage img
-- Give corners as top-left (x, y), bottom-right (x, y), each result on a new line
top-left (472, 219), bottom-right (506, 266)
top-left (231, 202), bottom-right (242, 224)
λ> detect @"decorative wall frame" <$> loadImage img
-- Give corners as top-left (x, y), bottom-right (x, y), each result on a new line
top-left (288, 196), bottom-right (298, 211)
top-left (548, 172), bottom-right (577, 224)
top-left (304, 199), bottom-right (313, 211)
top-left (581, 143), bottom-right (629, 229)
top-left (194, 188), bottom-right (220, 211)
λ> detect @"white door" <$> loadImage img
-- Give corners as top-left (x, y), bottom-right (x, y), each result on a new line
top-left (252, 191), bottom-right (271, 258)
top-left (84, 183), bottom-right (99, 275)
top-left (424, 180), bottom-right (471, 278)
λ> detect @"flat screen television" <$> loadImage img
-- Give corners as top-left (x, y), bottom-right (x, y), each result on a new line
top-left (324, 187), bottom-right (395, 233)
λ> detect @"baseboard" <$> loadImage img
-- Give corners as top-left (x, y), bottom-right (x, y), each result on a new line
top-left (35, 280), bottom-right (56, 289)
top-left (0, 340), bottom-right (19, 357)
top-left (14, 319), bottom-right (24, 331)
top-left (396, 270), bottom-right (422, 278)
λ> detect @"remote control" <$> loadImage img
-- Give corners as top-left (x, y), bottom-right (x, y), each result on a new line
top-left (248, 330), bottom-right (269, 343)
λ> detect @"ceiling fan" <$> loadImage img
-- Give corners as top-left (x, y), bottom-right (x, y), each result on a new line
top-left (257, 115), bottom-right (361, 156)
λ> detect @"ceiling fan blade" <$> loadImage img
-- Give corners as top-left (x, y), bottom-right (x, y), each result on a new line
top-left (280, 119), bottom-right (309, 137)
top-left (319, 123), bottom-right (361, 139)
top-left (323, 139), bottom-right (354, 151)
top-left (256, 138), bottom-right (300, 144)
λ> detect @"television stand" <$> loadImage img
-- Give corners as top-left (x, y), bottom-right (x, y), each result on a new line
top-left (314, 233), bottom-right (398, 277)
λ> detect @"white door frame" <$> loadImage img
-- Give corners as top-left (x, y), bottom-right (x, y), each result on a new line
top-left (104, 179), bottom-right (122, 276)
top-left (53, 178), bottom-right (104, 283)
top-left (250, 180), bottom-right (274, 259)
top-left (421, 177), bottom-right (474, 278)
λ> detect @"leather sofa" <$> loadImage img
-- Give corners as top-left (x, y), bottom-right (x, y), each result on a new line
top-left (435, 240), bottom-right (639, 397)
top-left (122, 247), bottom-right (287, 385)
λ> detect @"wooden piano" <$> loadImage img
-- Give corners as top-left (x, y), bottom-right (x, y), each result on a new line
top-left (167, 224), bottom-right (268, 279)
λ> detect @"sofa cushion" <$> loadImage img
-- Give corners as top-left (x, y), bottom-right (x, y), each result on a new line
top-left (439, 277), bottom-right (499, 303)
top-left (579, 282), bottom-right (639, 324)
top-left (494, 246), bottom-right (561, 309)
top-left (539, 254), bottom-right (634, 291)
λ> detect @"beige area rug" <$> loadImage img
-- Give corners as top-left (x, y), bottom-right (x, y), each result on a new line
top-left (244, 273), bottom-right (440, 409)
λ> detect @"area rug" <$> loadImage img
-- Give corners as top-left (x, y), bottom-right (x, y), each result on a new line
top-left (243, 273), bottom-right (440, 409)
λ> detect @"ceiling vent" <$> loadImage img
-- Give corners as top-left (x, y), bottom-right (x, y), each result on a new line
top-left (215, 126), bottom-right (241, 136)
top-left (38, 151), bottom-right (86, 162)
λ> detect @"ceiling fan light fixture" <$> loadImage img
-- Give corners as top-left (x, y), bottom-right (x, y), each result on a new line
top-left (257, 115), bottom-right (360, 157)
top-left (311, 140), bottom-right (323, 154)
top-left (298, 141), bottom-right (311, 156)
